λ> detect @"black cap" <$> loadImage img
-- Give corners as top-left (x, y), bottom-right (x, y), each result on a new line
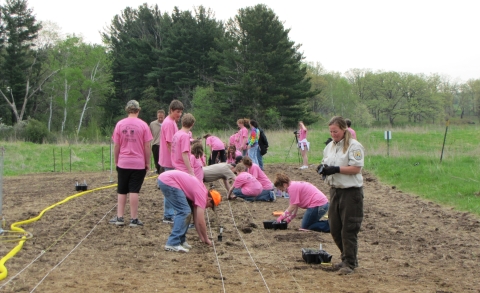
top-left (235, 155), bottom-right (243, 164)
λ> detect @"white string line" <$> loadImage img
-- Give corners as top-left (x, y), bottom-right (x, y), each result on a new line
top-left (240, 200), bottom-right (304, 293)
top-left (205, 210), bottom-right (226, 293)
top-left (227, 200), bottom-right (270, 293)
top-left (29, 205), bottom-right (116, 293)
top-left (0, 250), bottom-right (45, 290)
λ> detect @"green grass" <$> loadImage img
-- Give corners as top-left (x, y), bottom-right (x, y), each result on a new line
top-left (2, 123), bottom-right (480, 215)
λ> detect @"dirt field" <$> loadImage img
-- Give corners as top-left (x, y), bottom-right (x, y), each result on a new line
top-left (0, 163), bottom-right (479, 293)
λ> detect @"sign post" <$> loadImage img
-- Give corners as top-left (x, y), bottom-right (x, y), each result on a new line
top-left (384, 131), bottom-right (392, 156)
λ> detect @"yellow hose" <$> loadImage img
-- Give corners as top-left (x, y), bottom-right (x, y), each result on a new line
top-left (0, 183), bottom-right (117, 281)
top-left (0, 174), bottom-right (157, 282)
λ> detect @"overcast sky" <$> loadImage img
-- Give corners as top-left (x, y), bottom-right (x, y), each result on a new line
top-left (27, 0), bottom-right (480, 82)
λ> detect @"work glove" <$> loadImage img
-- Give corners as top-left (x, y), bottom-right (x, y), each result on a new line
top-left (276, 210), bottom-right (297, 223)
top-left (323, 166), bottom-right (340, 175)
top-left (316, 164), bottom-right (327, 175)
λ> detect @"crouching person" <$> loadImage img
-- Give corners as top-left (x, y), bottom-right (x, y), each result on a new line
top-left (158, 170), bottom-right (221, 252)
top-left (227, 163), bottom-right (275, 202)
top-left (274, 173), bottom-right (330, 232)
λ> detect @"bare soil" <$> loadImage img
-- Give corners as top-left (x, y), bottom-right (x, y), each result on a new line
top-left (1, 164), bottom-right (479, 293)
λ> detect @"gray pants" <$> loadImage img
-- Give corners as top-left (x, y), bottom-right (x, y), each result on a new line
top-left (328, 187), bottom-right (364, 269)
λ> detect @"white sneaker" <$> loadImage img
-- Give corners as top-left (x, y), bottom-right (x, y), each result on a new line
top-left (299, 165), bottom-right (308, 170)
top-left (182, 242), bottom-right (192, 249)
top-left (165, 244), bottom-right (189, 253)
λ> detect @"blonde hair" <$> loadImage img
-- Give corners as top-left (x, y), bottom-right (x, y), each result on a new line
top-left (274, 173), bottom-right (290, 188)
top-left (328, 116), bottom-right (352, 153)
top-left (234, 163), bottom-right (246, 173)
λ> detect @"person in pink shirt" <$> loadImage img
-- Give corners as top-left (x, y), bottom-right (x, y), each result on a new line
top-left (297, 121), bottom-right (310, 170)
top-left (229, 132), bottom-right (237, 147)
top-left (242, 156), bottom-right (273, 191)
top-left (346, 118), bottom-right (357, 140)
top-left (236, 118), bottom-right (249, 156)
top-left (226, 145), bottom-right (242, 164)
top-left (110, 100), bottom-right (153, 227)
top-left (171, 113), bottom-right (196, 176)
top-left (274, 173), bottom-right (330, 232)
top-left (204, 134), bottom-right (226, 165)
top-left (227, 163), bottom-right (275, 202)
top-left (160, 99), bottom-right (183, 223)
top-left (158, 170), bottom-right (221, 252)
top-left (190, 142), bottom-right (205, 182)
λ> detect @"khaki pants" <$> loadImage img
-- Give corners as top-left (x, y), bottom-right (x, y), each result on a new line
top-left (328, 187), bottom-right (364, 269)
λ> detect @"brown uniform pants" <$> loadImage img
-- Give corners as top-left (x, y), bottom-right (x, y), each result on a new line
top-left (328, 187), bottom-right (364, 269)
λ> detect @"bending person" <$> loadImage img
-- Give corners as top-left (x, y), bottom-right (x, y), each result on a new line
top-left (158, 170), bottom-right (221, 252)
top-left (203, 162), bottom-right (236, 191)
top-left (242, 156), bottom-right (274, 194)
top-left (227, 163), bottom-right (275, 202)
top-left (273, 173), bottom-right (329, 232)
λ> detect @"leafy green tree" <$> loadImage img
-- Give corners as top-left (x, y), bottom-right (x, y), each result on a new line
top-left (0, 0), bottom-right (57, 124)
top-left (102, 4), bottom-right (166, 118)
top-left (215, 4), bottom-right (315, 127)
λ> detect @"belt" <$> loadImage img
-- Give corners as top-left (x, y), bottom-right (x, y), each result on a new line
top-left (330, 186), bottom-right (362, 190)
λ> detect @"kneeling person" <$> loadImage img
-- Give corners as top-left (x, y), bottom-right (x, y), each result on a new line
top-left (274, 173), bottom-right (329, 232)
top-left (158, 170), bottom-right (221, 252)
top-left (227, 163), bottom-right (275, 202)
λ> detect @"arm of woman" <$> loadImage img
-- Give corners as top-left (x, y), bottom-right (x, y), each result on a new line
top-left (323, 165), bottom-right (362, 175)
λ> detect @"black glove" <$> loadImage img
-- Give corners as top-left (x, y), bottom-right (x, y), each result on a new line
top-left (323, 166), bottom-right (340, 175)
top-left (316, 164), bottom-right (327, 175)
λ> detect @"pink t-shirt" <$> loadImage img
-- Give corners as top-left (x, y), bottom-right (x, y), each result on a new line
top-left (112, 117), bottom-right (153, 169)
top-left (158, 170), bottom-right (207, 208)
top-left (159, 115), bottom-right (178, 168)
top-left (226, 150), bottom-right (242, 164)
top-left (171, 130), bottom-right (192, 172)
top-left (229, 134), bottom-right (236, 146)
top-left (348, 128), bottom-right (357, 139)
top-left (206, 136), bottom-right (225, 151)
top-left (191, 154), bottom-right (204, 182)
top-left (247, 163), bottom-right (273, 190)
top-left (233, 172), bottom-right (262, 196)
top-left (287, 181), bottom-right (328, 209)
top-left (299, 128), bottom-right (307, 141)
top-left (236, 127), bottom-right (248, 150)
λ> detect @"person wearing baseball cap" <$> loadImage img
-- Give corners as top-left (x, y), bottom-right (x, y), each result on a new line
top-left (110, 100), bottom-right (152, 227)
top-left (158, 170), bottom-right (221, 252)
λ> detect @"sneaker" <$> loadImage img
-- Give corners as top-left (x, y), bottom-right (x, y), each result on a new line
top-left (181, 242), bottom-right (192, 249)
top-left (283, 192), bottom-right (290, 198)
top-left (299, 165), bottom-right (308, 170)
top-left (338, 266), bottom-right (354, 275)
top-left (165, 244), bottom-right (189, 253)
top-left (129, 218), bottom-right (144, 227)
top-left (163, 217), bottom-right (174, 224)
top-left (109, 216), bottom-right (124, 226)
top-left (188, 223), bottom-right (195, 230)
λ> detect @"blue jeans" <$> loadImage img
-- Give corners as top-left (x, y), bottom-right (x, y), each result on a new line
top-left (233, 188), bottom-right (273, 202)
top-left (158, 179), bottom-right (191, 246)
top-left (162, 168), bottom-right (175, 219)
top-left (257, 147), bottom-right (264, 170)
top-left (248, 145), bottom-right (259, 165)
top-left (302, 202), bottom-right (330, 231)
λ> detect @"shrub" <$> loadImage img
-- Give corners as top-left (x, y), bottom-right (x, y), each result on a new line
top-left (25, 119), bottom-right (49, 144)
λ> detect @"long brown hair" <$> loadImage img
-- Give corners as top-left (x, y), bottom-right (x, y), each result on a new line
top-left (328, 116), bottom-right (352, 153)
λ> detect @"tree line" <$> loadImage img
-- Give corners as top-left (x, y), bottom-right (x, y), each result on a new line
top-left (1, 1), bottom-right (479, 143)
